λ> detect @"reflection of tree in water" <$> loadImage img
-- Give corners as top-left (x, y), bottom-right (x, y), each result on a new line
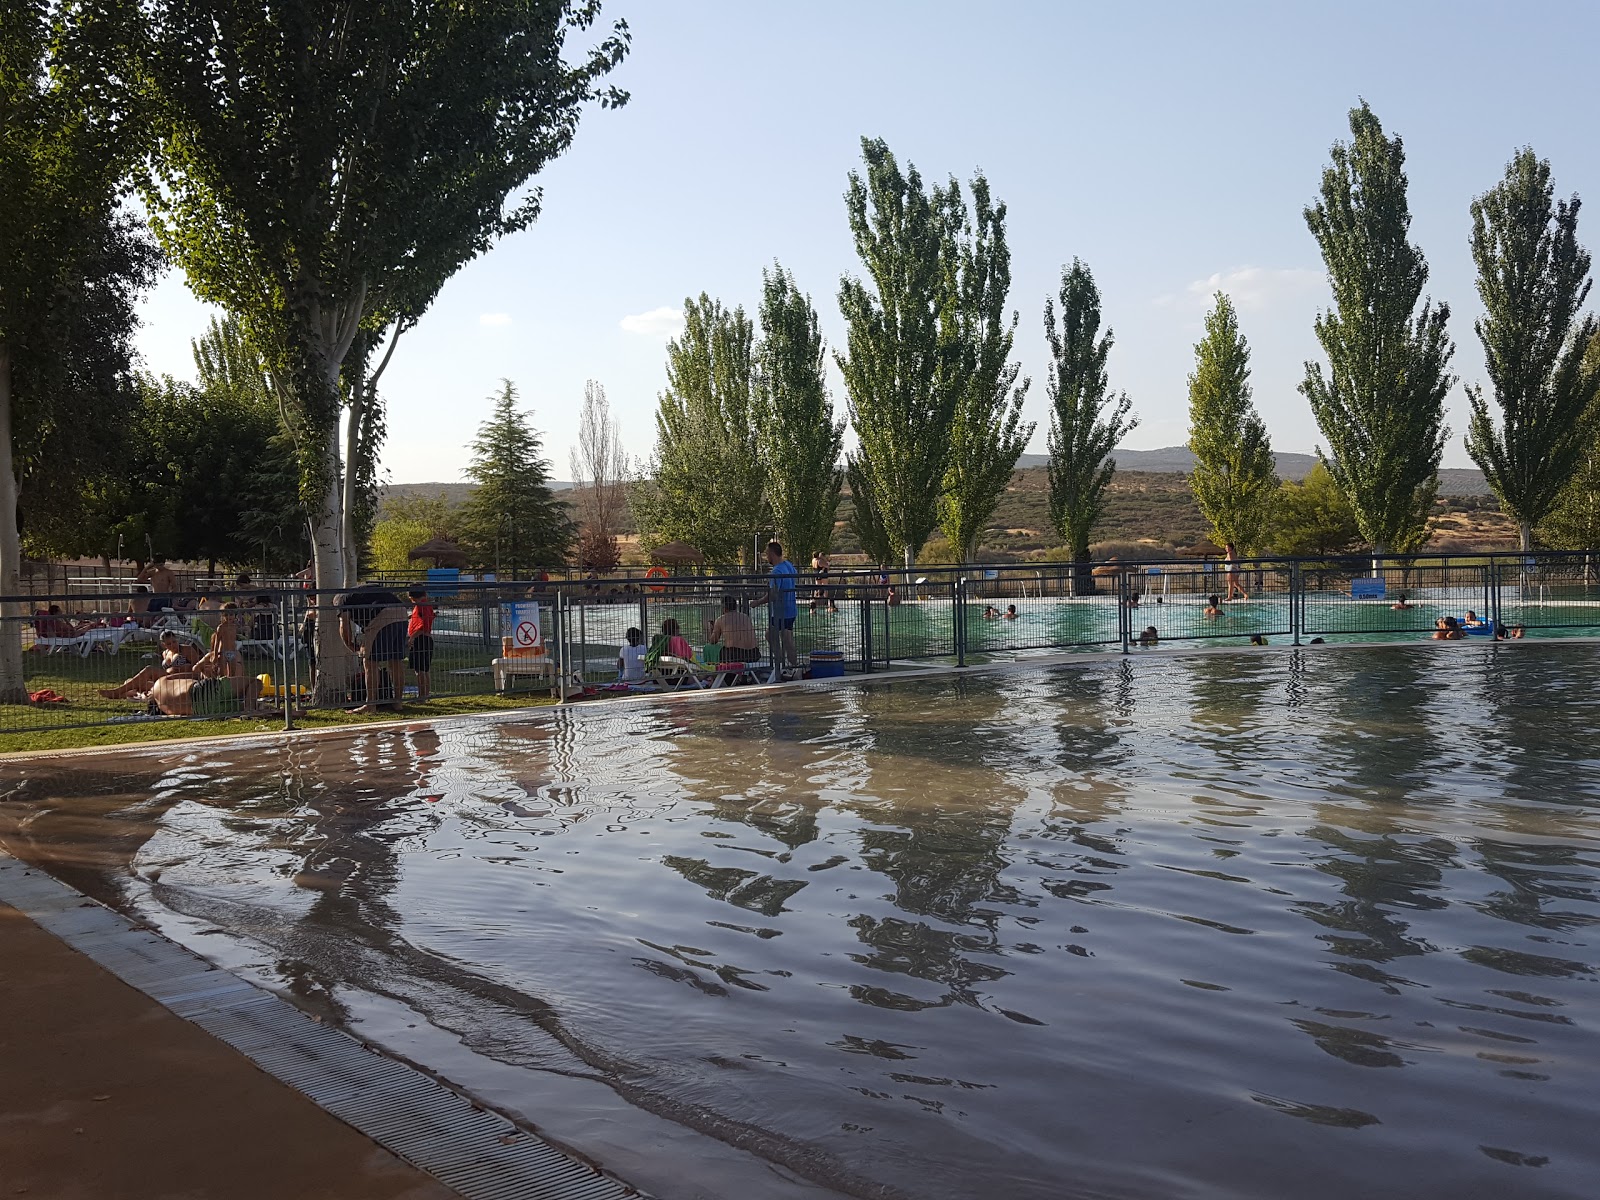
top-left (830, 675), bottom-right (1031, 1010)
top-left (1185, 652), bottom-right (1279, 742)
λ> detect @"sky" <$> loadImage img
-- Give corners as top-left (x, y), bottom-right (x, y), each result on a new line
top-left (134, 0), bottom-right (1600, 484)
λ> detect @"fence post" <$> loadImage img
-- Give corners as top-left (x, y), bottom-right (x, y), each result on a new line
top-left (1486, 562), bottom-right (1498, 630)
top-left (279, 593), bottom-right (295, 731)
top-left (1118, 569), bottom-right (1132, 654)
top-left (555, 590), bottom-right (569, 703)
top-left (1290, 562), bottom-right (1302, 646)
top-left (955, 577), bottom-right (966, 668)
top-left (861, 594), bottom-right (873, 673)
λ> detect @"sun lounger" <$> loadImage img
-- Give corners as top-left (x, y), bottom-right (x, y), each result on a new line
top-left (648, 655), bottom-right (714, 691)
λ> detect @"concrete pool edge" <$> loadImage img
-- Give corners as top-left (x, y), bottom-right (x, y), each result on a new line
top-left (5, 635), bottom-right (1595, 765)
top-left (0, 851), bottom-right (641, 1200)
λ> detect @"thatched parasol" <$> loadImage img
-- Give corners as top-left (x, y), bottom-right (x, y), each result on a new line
top-left (1090, 557), bottom-right (1125, 578)
top-left (649, 540), bottom-right (706, 565)
top-left (408, 536), bottom-right (470, 568)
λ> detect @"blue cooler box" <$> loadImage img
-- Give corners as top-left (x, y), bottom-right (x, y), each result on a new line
top-left (809, 649), bottom-right (846, 678)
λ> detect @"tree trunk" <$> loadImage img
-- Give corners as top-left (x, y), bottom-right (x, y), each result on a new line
top-left (1518, 520), bottom-right (1533, 553)
top-left (0, 343), bottom-right (28, 704)
top-left (341, 395), bottom-right (362, 578)
top-left (1071, 538), bottom-right (1096, 597)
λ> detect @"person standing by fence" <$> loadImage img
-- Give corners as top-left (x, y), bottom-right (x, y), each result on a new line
top-left (762, 541), bottom-right (799, 680)
top-left (407, 587), bottom-right (436, 702)
top-left (336, 586), bottom-right (409, 714)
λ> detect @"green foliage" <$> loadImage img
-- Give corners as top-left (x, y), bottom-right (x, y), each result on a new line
top-left (938, 175), bottom-right (1033, 562)
top-left (1302, 102), bottom-right (1455, 555)
top-left (1044, 259), bottom-right (1137, 573)
top-left (1540, 338), bottom-right (1600, 549)
top-left (1465, 149), bottom-right (1600, 550)
top-left (639, 294), bottom-right (763, 568)
top-left (755, 263), bottom-right (842, 567)
top-left (844, 458), bottom-right (893, 566)
top-left (367, 517), bottom-right (433, 576)
top-left (1266, 462), bottom-right (1363, 557)
top-left (456, 381), bottom-right (574, 573)
top-left (1187, 293), bottom-right (1276, 552)
top-left (138, 0), bottom-right (629, 588)
top-left (837, 137), bottom-right (960, 568)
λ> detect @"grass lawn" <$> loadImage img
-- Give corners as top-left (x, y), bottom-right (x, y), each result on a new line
top-left (3, 642), bottom-right (559, 755)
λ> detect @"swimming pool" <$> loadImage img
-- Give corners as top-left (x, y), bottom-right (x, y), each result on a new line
top-left (2, 642), bottom-right (1596, 1199)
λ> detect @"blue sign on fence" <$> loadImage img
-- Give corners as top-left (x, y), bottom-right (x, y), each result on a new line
top-left (1351, 577), bottom-right (1387, 600)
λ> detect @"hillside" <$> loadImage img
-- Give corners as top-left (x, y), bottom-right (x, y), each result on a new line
top-left (384, 457), bottom-right (1512, 562)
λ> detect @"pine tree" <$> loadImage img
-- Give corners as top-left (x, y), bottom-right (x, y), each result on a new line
top-left (457, 381), bottom-right (574, 574)
top-left (1044, 260), bottom-right (1136, 594)
top-left (1187, 293), bottom-right (1276, 552)
top-left (637, 294), bottom-right (763, 568)
top-left (837, 137), bottom-right (960, 568)
top-left (938, 176), bottom-right (1033, 562)
top-left (755, 263), bottom-right (842, 566)
top-left (1465, 149), bottom-right (1600, 551)
top-left (1302, 102), bottom-right (1455, 558)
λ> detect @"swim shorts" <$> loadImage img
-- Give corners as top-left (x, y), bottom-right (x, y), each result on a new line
top-left (368, 621), bottom-right (406, 661)
top-left (407, 633), bottom-right (435, 672)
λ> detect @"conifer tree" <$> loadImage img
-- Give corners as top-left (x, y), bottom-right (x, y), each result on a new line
top-left (1465, 149), bottom-right (1600, 551)
top-left (938, 176), bottom-right (1033, 562)
top-left (1302, 103), bottom-right (1455, 558)
top-left (457, 381), bottom-right (573, 574)
top-left (638, 295), bottom-right (762, 568)
top-left (755, 264), bottom-right (842, 566)
top-left (1187, 293), bottom-right (1276, 552)
top-left (1044, 260), bottom-right (1136, 593)
top-left (837, 138), bottom-right (960, 568)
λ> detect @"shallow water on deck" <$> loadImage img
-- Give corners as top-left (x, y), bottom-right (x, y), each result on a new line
top-left (3, 642), bottom-right (1598, 1200)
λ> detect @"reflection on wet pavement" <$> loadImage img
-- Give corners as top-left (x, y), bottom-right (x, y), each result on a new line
top-left (2, 643), bottom-right (1597, 1200)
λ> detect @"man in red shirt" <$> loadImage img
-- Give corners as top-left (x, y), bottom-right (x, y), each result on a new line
top-left (406, 587), bottom-right (436, 701)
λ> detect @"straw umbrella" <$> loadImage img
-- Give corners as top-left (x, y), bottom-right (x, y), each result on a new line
top-left (407, 536), bottom-right (470, 569)
top-left (648, 541), bottom-right (706, 565)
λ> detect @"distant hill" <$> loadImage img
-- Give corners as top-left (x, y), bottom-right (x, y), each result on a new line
top-left (1015, 446), bottom-right (1490, 495)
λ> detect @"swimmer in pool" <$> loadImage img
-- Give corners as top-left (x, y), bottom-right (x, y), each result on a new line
top-left (982, 605), bottom-right (1000, 620)
top-left (1204, 594), bottom-right (1223, 619)
top-left (1002, 605), bottom-right (1018, 620)
top-left (1391, 592), bottom-right (1412, 610)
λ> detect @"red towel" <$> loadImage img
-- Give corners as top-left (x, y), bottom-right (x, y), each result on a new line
top-left (29, 689), bottom-right (67, 705)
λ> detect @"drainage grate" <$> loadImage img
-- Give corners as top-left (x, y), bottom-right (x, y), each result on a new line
top-left (0, 854), bottom-right (639, 1200)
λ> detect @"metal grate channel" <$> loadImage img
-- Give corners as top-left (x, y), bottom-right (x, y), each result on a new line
top-left (0, 854), bottom-right (639, 1200)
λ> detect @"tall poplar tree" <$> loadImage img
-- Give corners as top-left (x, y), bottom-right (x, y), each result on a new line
top-left (844, 458), bottom-right (893, 567)
top-left (138, 1), bottom-right (627, 680)
top-left (1187, 293), bottom-right (1276, 552)
top-left (755, 264), bottom-right (842, 567)
top-left (639, 294), bottom-right (763, 568)
top-left (1044, 260), bottom-right (1136, 594)
top-left (457, 381), bottom-right (574, 574)
top-left (1465, 149), bottom-right (1600, 551)
top-left (1302, 103), bottom-right (1455, 558)
top-left (938, 176), bottom-right (1033, 562)
top-left (837, 137), bottom-right (960, 568)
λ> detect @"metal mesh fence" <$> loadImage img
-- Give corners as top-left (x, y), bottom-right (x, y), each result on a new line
top-left (4, 552), bottom-right (1600, 736)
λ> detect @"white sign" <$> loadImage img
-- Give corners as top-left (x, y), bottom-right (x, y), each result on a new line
top-left (503, 601), bottom-right (543, 649)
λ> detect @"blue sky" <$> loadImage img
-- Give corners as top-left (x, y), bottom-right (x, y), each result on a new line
top-left (135, 1), bottom-right (1600, 483)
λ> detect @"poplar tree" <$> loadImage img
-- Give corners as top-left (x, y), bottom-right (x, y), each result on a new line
top-left (755, 264), bottom-right (843, 567)
top-left (639, 295), bottom-right (763, 568)
top-left (1465, 149), bottom-right (1600, 551)
top-left (1187, 293), bottom-right (1276, 552)
top-left (1044, 260), bottom-right (1136, 594)
top-left (457, 381), bottom-right (574, 573)
top-left (837, 138), bottom-right (960, 568)
top-left (938, 176), bottom-right (1033, 562)
top-left (138, 1), bottom-right (627, 679)
top-left (844, 458), bottom-right (893, 567)
top-left (1302, 103), bottom-right (1455, 558)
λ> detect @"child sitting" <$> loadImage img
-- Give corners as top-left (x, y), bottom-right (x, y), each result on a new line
top-left (645, 617), bottom-right (695, 666)
top-left (618, 627), bottom-right (647, 682)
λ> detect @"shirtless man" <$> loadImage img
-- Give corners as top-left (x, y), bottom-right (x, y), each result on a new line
top-left (149, 671), bottom-right (265, 717)
top-left (136, 556), bottom-right (180, 612)
top-left (99, 632), bottom-right (200, 698)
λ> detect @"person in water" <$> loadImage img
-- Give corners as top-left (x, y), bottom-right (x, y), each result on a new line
top-left (1432, 616), bottom-right (1464, 640)
top-left (1462, 609), bottom-right (1486, 628)
top-left (1002, 605), bottom-right (1018, 619)
top-left (1138, 626), bottom-right (1158, 648)
top-left (1391, 592), bottom-right (1412, 610)
top-left (1204, 594), bottom-right (1224, 618)
top-left (1249, 634), bottom-right (1268, 646)
top-left (982, 605), bottom-right (1000, 620)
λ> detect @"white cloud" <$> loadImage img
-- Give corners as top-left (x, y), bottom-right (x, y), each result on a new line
top-left (1182, 266), bottom-right (1324, 312)
top-left (619, 306), bottom-right (685, 338)
top-left (479, 312), bottom-right (513, 327)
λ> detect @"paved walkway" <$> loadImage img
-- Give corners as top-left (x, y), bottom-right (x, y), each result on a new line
top-left (0, 902), bottom-right (456, 1200)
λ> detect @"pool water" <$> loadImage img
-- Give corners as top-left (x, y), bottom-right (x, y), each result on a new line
top-left (2, 642), bottom-right (1597, 1199)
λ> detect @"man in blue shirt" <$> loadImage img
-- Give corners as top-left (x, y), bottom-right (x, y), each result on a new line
top-left (763, 540), bottom-right (798, 679)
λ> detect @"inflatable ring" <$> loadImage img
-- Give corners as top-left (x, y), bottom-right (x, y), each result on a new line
top-left (645, 565), bottom-right (669, 593)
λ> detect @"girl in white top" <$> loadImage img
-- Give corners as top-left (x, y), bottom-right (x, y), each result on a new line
top-left (618, 627), bottom-right (647, 682)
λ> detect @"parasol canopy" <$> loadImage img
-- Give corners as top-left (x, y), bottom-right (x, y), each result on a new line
top-left (649, 540), bottom-right (706, 565)
top-left (408, 536), bottom-right (470, 568)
